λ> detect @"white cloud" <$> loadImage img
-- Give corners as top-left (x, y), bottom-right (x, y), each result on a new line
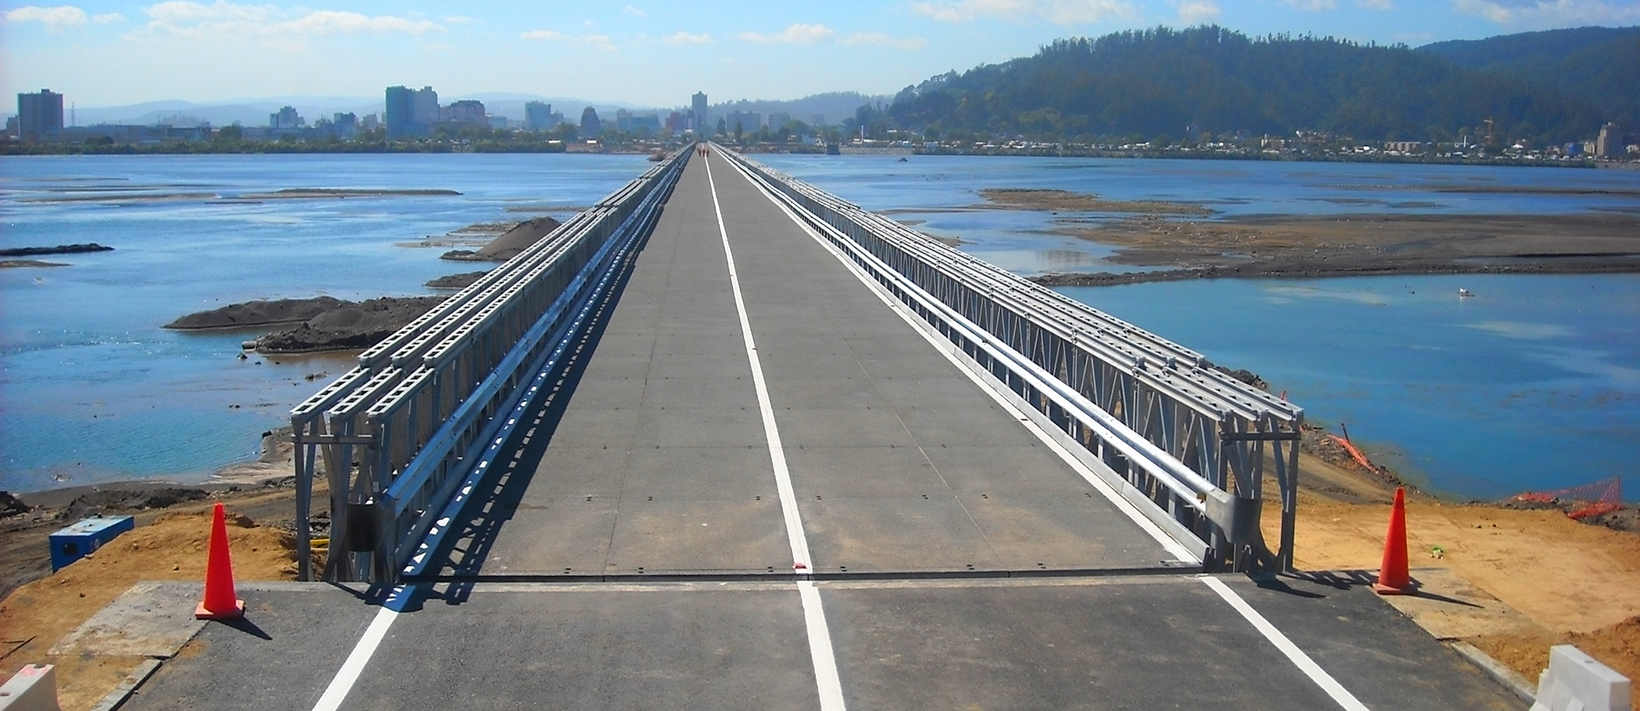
top-left (910, 0), bottom-right (1139, 25)
top-left (739, 23), bottom-right (835, 44)
top-left (93, 11), bottom-right (125, 22)
top-left (1356, 0), bottom-right (1394, 8)
top-left (1173, 0), bottom-right (1221, 22)
top-left (4, 5), bottom-right (90, 30)
top-left (840, 32), bottom-right (927, 49)
top-left (520, 29), bottom-right (617, 51)
top-left (1281, 0), bottom-right (1339, 9)
top-left (663, 31), bottom-right (713, 44)
top-left (138, 1), bottom-right (443, 45)
top-left (623, 5), bottom-right (646, 17)
top-left (1451, 0), bottom-right (1640, 27)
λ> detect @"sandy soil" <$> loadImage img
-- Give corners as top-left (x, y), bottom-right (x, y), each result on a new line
top-left (1032, 212), bottom-right (1640, 284)
top-left (1276, 442), bottom-right (1640, 708)
top-left (0, 508), bottom-right (311, 711)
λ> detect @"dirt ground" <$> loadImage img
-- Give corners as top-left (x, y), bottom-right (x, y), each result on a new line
top-left (1276, 451), bottom-right (1640, 709)
top-left (0, 505), bottom-right (311, 711)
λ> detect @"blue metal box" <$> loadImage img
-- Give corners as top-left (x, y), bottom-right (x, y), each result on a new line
top-left (49, 516), bottom-right (135, 572)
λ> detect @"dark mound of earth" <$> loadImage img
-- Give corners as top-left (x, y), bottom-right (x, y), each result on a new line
top-left (252, 296), bottom-right (446, 353)
top-left (442, 216), bottom-right (562, 262)
top-left (0, 243), bottom-right (114, 257)
top-left (426, 271), bottom-right (489, 289)
top-left (166, 296), bottom-right (348, 330)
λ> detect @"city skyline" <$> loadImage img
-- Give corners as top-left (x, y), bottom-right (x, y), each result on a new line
top-left (3, 0), bottom-right (1639, 109)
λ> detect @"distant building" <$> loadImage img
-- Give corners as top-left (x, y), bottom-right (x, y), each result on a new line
top-left (581, 107), bottom-right (602, 137)
top-left (361, 113), bottom-right (380, 131)
top-left (1384, 141), bottom-right (1427, 154)
top-left (442, 100), bottom-right (486, 126)
top-left (412, 86), bottom-right (439, 126)
top-left (385, 86), bottom-right (415, 137)
top-left (726, 111), bottom-right (761, 135)
top-left (17, 89), bottom-right (64, 141)
top-left (810, 113), bottom-right (825, 127)
top-left (269, 106), bottom-right (302, 130)
top-left (767, 112), bottom-right (791, 131)
top-left (691, 92), bottom-right (708, 133)
top-left (630, 114), bottom-right (661, 135)
top-left (330, 113), bottom-right (357, 138)
top-left (1597, 123), bottom-right (1623, 158)
top-left (665, 111), bottom-right (687, 133)
top-left (524, 101), bottom-right (555, 132)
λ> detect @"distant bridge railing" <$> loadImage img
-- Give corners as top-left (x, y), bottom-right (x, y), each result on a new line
top-left (291, 150), bottom-right (688, 583)
top-left (720, 145), bottom-right (1302, 572)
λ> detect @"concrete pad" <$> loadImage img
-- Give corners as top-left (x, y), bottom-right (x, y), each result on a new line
top-left (466, 497), bottom-right (619, 576)
top-left (51, 581), bottom-right (205, 658)
top-left (784, 445), bottom-right (945, 498)
top-left (625, 446), bottom-right (777, 500)
top-left (822, 578), bottom-right (1340, 710)
top-left (1223, 574), bottom-right (1524, 710)
top-left (633, 407), bottom-right (764, 448)
top-left (773, 407), bottom-right (918, 448)
top-left (605, 499), bottom-right (792, 574)
top-left (799, 496), bottom-right (1004, 573)
top-left (921, 444), bottom-right (1095, 494)
top-left (119, 584), bottom-right (381, 711)
top-left (348, 586), bottom-right (818, 711)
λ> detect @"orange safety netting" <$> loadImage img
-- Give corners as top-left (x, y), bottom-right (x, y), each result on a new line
top-left (1513, 476), bottom-right (1625, 520)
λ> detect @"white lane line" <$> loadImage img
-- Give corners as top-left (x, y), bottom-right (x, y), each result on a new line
top-left (311, 606), bottom-right (398, 711)
top-left (800, 581), bottom-right (848, 711)
top-left (701, 149), bottom-right (811, 570)
top-left (703, 150), bottom-right (848, 711)
top-left (1200, 576), bottom-right (1371, 711)
top-left (723, 154), bottom-right (1198, 564)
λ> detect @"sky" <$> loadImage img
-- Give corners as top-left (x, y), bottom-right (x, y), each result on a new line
top-left (2, 0), bottom-right (1638, 109)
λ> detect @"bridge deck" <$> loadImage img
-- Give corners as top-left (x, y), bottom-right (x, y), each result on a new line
top-left (434, 151), bottom-right (1173, 579)
top-left (117, 153), bottom-right (1524, 711)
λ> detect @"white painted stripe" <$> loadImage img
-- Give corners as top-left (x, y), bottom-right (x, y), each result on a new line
top-left (725, 155), bottom-right (1199, 564)
top-left (310, 606), bottom-right (398, 711)
top-left (701, 150), bottom-right (812, 570)
top-left (704, 148), bottom-right (848, 711)
top-left (800, 581), bottom-right (849, 711)
top-left (1200, 576), bottom-right (1371, 711)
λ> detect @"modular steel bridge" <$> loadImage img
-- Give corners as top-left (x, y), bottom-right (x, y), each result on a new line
top-left (290, 145), bottom-right (1301, 584)
top-left (120, 145), bottom-right (1526, 711)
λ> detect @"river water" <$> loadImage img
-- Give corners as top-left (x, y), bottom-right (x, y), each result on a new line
top-left (3, 153), bottom-right (1637, 500)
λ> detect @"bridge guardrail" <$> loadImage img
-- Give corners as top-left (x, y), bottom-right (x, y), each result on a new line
top-left (290, 151), bottom-right (688, 583)
top-left (719, 145), bottom-right (1301, 571)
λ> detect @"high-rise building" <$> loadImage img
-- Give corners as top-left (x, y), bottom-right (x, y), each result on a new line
top-left (269, 106), bottom-right (302, 130)
top-left (385, 86), bottom-right (414, 138)
top-left (412, 86), bottom-right (439, 127)
top-left (768, 112), bottom-right (791, 131)
top-left (581, 107), bottom-right (602, 137)
top-left (17, 89), bottom-right (64, 141)
top-left (691, 92), bottom-right (708, 134)
top-left (524, 101), bottom-right (554, 132)
top-left (1597, 123), bottom-right (1623, 158)
top-left (443, 100), bottom-right (486, 126)
top-left (615, 109), bottom-right (632, 132)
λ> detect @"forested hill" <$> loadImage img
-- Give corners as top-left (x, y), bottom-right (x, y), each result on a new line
top-left (1418, 26), bottom-right (1639, 130)
top-left (880, 26), bottom-right (1633, 145)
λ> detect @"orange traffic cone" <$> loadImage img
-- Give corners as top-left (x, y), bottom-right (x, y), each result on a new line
top-left (1373, 487), bottom-right (1414, 595)
top-left (195, 502), bottom-right (245, 619)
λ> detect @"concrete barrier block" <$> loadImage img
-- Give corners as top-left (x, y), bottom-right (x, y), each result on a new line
top-left (1530, 645), bottom-right (1632, 711)
top-left (0, 664), bottom-right (61, 711)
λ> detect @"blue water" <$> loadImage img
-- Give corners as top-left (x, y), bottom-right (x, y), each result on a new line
top-left (3, 153), bottom-right (1637, 500)
top-left (0, 154), bottom-right (650, 492)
